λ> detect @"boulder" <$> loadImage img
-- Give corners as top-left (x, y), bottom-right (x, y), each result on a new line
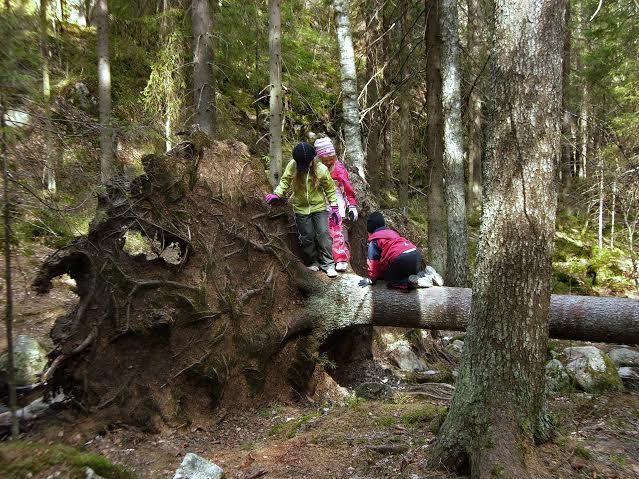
top-left (354, 382), bottom-right (393, 400)
top-left (0, 335), bottom-right (49, 386)
top-left (562, 346), bottom-right (623, 392)
top-left (387, 339), bottom-right (427, 372)
top-left (86, 467), bottom-right (107, 479)
top-left (173, 453), bottom-right (224, 479)
top-left (608, 347), bottom-right (639, 367)
top-left (545, 358), bottom-right (572, 393)
top-left (445, 339), bottom-right (464, 358)
top-left (618, 367), bottom-right (639, 392)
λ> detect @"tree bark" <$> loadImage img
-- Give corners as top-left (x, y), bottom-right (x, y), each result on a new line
top-left (433, 0), bottom-right (564, 476)
top-left (363, 0), bottom-right (383, 191)
top-left (560, 0), bottom-right (572, 193)
top-left (465, 0), bottom-right (483, 211)
top-left (334, 0), bottom-right (366, 180)
top-left (294, 277), bottom-right (639, 346)
top-left (439, 0), bottom-right (468, 286)
top-left (597, 151), bottom-right (604, 249)
top-left (425, 0), bottom-right (447, 275)
top-left (40, 0), bottom-right (56, 193)
top-left (267, 0), bottom-right (282, 187)
top-left (1, 96), bottom-right (19, 439)
top-left (84, 0), bottom-right (91, 26)
top-left (96, 0), bottom-right (113, 183)
top-left (191, 0), bottom-right (215, 138)
top-left (398, 2), bottom-right (410, 208)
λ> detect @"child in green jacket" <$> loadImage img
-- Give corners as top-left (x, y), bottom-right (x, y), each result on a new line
top-left (265, 142), bottom-right (340, 277)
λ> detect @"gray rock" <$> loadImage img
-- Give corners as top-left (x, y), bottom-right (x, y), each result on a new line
top-left (0, 335), bottom-right (49, 386)
top-left (387, 339), bottom-right (426, 372)
top-left (86, 467), bottom-right (107, 479)
top-left (354, 382), bottom-right (393, 400)
top-left (545, 359), bottom-right (572, 393)
top-left (562, 346), bottom-right (622, 392)
top-left (608, 347), bottom-right (639, 367)
top-left (173, 453), bottom-right (224, 479)
top-left (618, 367), bottom-right (639, 392)
top-left (445, 340), bottom-right (464, 358)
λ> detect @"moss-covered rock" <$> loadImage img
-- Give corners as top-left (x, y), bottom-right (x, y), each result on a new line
top-left (562, 346), bottom-right (623, 393)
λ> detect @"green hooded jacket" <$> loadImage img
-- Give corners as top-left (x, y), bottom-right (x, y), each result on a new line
top-left (274, 160), bottom-right (338, 215)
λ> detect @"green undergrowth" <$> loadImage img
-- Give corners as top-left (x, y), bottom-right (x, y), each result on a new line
top-left (553, 212), bottom-right (637, 296)
top-left (0, 441), bottom-right (136, 479)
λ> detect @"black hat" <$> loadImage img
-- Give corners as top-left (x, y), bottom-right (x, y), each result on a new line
top-left (292, 142), bottom-right (316, 171)
top-left (367, 211), bottom-right (386, 233)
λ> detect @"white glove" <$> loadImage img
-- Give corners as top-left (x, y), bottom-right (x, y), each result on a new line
top-left (347, 205), bottom-right (358, 222)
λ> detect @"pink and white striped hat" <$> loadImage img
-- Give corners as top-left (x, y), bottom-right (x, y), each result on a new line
top-left (314, 137), bottom-right (336, 158)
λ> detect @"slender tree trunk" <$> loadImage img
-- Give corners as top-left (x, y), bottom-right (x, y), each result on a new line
top-left (425, 0), bottom-right (446, 275)
top-left (161, 0), bottom-right (172, 153)
top-left (440, 0), bottom-right (468, 286)
top-left (96, 0), bottom-right (113, 183)
top-left (364, 0), bottom-right (382, 191)
top-left (267, 0), bottom-right (282, 186)
top-left (610, 160), bottom-right (618, 249)
top-left (398, 1), bottom-right (410, 207)
top-left (465, 0), bottom-right (483, 211)
top-left (434, 0), bottom-right (564, 476)
top-left (333, 0), bottom-right (365, 180)
top-left (84, 0), bottom-right (91, 26)
top-left (191, 0), bottom-right (215, 138)
top-left (59, 0), bottom-right (67, 23)
top-left (40, 0), bottom-right (56, 192)
top-left (597, 151), bottom-right (604, 249)
top-left (579, 84), bottom-right (589, 179)
top-left (561, 0), bottom-right (572, 193)
top-left (1, 97), bottom-right (19, 439)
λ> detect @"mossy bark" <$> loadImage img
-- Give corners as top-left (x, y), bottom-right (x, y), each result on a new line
top-left (432, 1), bottom-right (565, 477)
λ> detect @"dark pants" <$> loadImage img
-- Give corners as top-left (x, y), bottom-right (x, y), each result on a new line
top-left (384, 250), bottom-right (421, 289)
top-left (295, 211), bottom-right (334, 270)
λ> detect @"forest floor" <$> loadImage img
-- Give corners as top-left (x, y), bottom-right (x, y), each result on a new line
top-left (2, 247), bottom-right (639, 479)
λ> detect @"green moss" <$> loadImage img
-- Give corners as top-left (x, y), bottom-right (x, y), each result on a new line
top-left (0, 441), bottom-right (136, 479)
top-left (574, 444), bottom-right (592, 460)
top-left (400, 404), bottom-right (447, 430)
top-left (589, 355), bottom-right (624, 393)
top-left (269, 411), bottom-right (321, 439)
top-left (374, 416), bottom-right (396, 427)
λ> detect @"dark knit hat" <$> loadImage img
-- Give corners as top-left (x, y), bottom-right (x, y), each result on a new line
top-left (367, 211), bottom-right (386, 233)
top-left (292, 142), bottom-right (316, 171)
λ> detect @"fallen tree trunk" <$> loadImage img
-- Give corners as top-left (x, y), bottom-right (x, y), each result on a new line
top-left (294, 274), bottom-right (639, 345)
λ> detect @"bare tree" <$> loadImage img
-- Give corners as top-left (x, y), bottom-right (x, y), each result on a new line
top-left (40, 0), bottom-right (56, 192)
top-left (191, 0), bottom-right (215, 138)
top-left (434, 0), bottom-right (564, 475)
top-left (1, 96), bottom-right (19, 439)
top-left (267, 0), bottom-right (282, 186)
top-left (465, 0), bottom-right (484, 210)
top-left (426, 0), bottom-right (447, 275)
top-left (96, 0), bottom-right (113, 183)
top-left (440, 0), bottom-right (468, 286)
top-left (334, 0), bottom-right (365, 180)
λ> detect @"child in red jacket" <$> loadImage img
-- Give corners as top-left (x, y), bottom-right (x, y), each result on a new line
top-left (314, 137), bottom-right (358, 272)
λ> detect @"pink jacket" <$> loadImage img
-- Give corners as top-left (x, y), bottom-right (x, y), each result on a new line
top-left (331, 161), bottom-right (357, 206)
top-left (367, 229), bottom-right (417, 282)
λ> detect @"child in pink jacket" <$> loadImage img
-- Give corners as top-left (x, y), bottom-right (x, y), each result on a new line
top-left (314, 137), bottom-right (358, 272)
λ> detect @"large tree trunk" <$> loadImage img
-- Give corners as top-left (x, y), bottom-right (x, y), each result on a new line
top-left (96, 0), bottom-right (113, 183)
top-left (425, 0), bottom-right (447, 275)
top-left (40, 0), bottom-right (56, 193)
top-left (191, 0), bottom-right (215, 138)
top-left (439, 0), bottom-right (468, 286)
top-left (267, 0), bottom-right (282, 187)
top-left (433, 0), bottom-right (564, 476)
top-left (292, 277), bottom-right (639, 346)
top-left (334, 0), bottom-right (366, 180)
top-left (465, 0), bottom-right (483, 211)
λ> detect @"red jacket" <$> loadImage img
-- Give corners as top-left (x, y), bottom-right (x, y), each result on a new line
top-left (331, 161), bottom-right (357, 206)
top-left (367, 229), bottom-right (416, 281)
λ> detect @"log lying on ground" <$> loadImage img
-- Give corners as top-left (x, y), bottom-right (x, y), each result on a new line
top-left (294, 274), bottom-right (639, 345)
